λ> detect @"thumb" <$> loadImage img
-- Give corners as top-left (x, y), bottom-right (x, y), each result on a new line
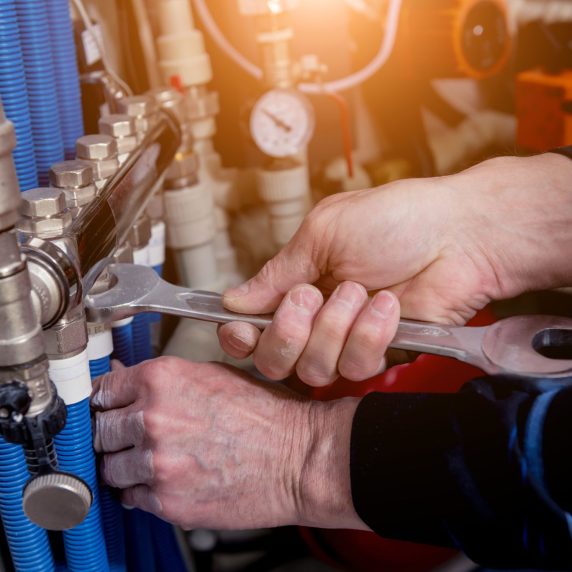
top-left (224, 240), bottom-right (320, 314)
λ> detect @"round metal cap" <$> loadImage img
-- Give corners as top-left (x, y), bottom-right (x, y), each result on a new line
top-left (20, 188), bottom-right (67, 218)
top-left (23, 472), bottom-right (92, 530)
top-left (76, 134), bottom-right (118, 160)
top-left (50, 160), bottom-right (94, 188)
top-left (117, 95), bottom-right (158, 118)
top-left (99, 114), bottom-right (136, 138)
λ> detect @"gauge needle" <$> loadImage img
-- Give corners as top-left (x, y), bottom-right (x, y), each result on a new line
top-left (262, 109), bottom-right (292, 133)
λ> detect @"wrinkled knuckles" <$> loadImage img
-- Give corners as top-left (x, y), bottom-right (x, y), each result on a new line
top-left (296, 362), bottom-right (336, 387)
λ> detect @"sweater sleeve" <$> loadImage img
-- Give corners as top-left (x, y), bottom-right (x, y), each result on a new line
top-left (350, 376), bottom-right (572, 569)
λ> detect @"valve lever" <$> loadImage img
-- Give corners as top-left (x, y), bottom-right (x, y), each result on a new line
top-left (85, 263), bottom-right (572, 380)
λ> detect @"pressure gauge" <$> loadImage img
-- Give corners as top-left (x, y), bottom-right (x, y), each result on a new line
top-left (250, 89), bottom-right (315, 158)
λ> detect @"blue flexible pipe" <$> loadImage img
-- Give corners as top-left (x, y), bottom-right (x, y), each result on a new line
top-left (45, 0), bottom-right (83, 159)
top-left (15, 0), bottom-right (64, 185)
top-left (89, 354), bottom-right (126, 572)
top-left (132, 314), bottom-right (153, 363)
top-left (55, 399), bottom-right (109, 572)
top-left (89, 356), bottom-right (111, 380)
top-left (112, 323), bottom-right (135, 367)
top-left (0, 437), bottom-right (55, 571)
top-left (0, 1), bottom-right (37, 190)
top-left (150, 517), bottom-right (187, 572)
top-left (124, 509), bottom-right (156, 572)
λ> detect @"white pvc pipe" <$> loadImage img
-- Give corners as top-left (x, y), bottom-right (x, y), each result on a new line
top-left (192, 0), bottom-right (403, 93)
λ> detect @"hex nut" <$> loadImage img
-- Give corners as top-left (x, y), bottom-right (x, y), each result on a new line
top-left (84, 158), bottom-right (120, 182)
top-left (128, 216), bottom-right (152, 248)
top-left (50, 160), bottom-right (95, 189)
top-left (76, 134), bottom-right (118, 161)
top-left (63, 184), bottom-right (97, 208)
top-left (99, 114), bottom-right (136, 138)
top-left (118, 95), bottom-right (158, 118)
top-left (43, 318), bottom-right (88, 357)
top-left (20, 188), bottom-right (67, 218)
top-left (18, 211), bottom-right (73, 237)
top-left (116, 135), bottom-right (138, 156)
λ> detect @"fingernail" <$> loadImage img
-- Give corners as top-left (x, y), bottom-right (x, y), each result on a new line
top-left (370, 291), bottom-right (396, 319)
top-left (229, 333), bottom-right (251, 353)
top-left (289, 286), bottom-right (321, 315)
top-left (333, 282), bottom-right (364, 309)
top-left (122, 504), bottom-right (135, 510)
top-left (225, 282), bottom-right (251, 299)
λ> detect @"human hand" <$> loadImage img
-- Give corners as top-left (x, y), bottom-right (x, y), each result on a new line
top-left (219, 154), bottom-right (572, 386)
top-left (92, 358), bottom-right (364, 531)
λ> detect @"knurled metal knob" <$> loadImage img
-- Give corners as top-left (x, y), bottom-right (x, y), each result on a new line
top-left (20, 188), bottom-right (67, 218)
top-left (76, 134), bottom-right (118, 161)
top-left (23, 472), bottom-right (92, 530)
top-left (49, 160), bottom-right (95, 189)
top-left (99, 114), bottom-right (136, 138)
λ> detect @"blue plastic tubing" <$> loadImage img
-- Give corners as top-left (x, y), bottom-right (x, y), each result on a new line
top-left (89, 356), bottom-right (127, 572)
top-left (0, 1), bottom-right (37, 190)
top-left (112, 323), bottom-right (136, 368)
top-left (55, 399), bottom-right (109, 572)
top-left (132, 314), bottom-right (153, 363)
top-left (0, 437), bottom-right (55, 571)
top-left (45, 0), bottom-right (83, 159)
top-left (15, 0), bottom-right (64, 185)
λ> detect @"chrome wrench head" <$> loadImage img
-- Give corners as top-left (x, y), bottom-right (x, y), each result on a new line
top-left (481, 315), bottom-right (572, 379)
top-left (84, 263), bottom-right (159, 322)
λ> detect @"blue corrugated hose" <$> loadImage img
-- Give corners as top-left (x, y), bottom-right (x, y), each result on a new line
top-left (0, 1), bottom-right (37, 190)
top-left (112, 323), bottom-right (135, 367)
top-left (132, 314), bottom-right (153, 363)
top-left (45, 0), bottom-right (83, 159)
top-left (15, 0), bottom-right (64, 185)
top-left (89, 356), bottom-right (111, 380)
top-left (89, 354), bottom-right (127, 572)
top-left (124, 509), bottom-right (156, 572)
top-left (150, 517), bottom-right (187, 572)
top-left (55, 399), bottom-right (109, 572)
top-left (0, 437), bottom-right (55, 571)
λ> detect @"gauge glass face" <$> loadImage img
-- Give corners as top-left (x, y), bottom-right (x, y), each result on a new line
top-left (250, 89), bottom-right (315, 158)
top-left (462, 1), bottom-right (508, 72)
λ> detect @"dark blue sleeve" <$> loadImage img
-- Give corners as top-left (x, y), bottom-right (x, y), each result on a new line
top-left (350, 376), bottom-right (572, 569)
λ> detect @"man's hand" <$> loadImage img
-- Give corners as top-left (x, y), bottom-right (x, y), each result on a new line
top-left (219, 154), bottom-right (572, 386)
top-left (92, 358), bottom-right (365, 531)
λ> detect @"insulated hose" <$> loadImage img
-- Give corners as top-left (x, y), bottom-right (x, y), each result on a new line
top-left (112, 319), bottom-right (136, 367)
top-left (55, 399), bottom-right (109, 572)
top-left (46, 0), bottom-right (84, 159)
top-left (0, 1), bottom-right (37, 191)
top-left (15, 0), bottom-right (64, 185)
top-left (0, 437), bottom-right (55, 571)
top-left (89, 356), bottom-right (127, 572)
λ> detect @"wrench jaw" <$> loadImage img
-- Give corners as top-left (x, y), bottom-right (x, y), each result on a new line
top-left (482, 315), bottom-right (572, 379)
top-left (83, 263), bottom-right (158, 324)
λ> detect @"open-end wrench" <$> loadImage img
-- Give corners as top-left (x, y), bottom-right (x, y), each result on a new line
top-left (84, 263), bottom-right (572, 380)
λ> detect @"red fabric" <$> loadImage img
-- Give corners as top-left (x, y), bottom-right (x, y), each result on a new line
top-left (300, 310), bottom-right (495, 571)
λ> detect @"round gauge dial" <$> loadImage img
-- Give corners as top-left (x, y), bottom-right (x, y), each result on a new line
top-left (250, 89), bottom-right (315, 158)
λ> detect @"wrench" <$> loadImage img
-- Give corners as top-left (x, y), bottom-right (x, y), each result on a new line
top-left (84, 263), bottom-right (572, 380)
